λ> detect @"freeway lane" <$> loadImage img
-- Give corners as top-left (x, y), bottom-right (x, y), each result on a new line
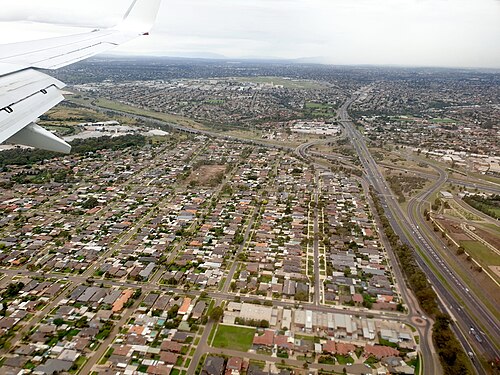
top-left (406, 164), bottom-right (500, 363)
top-left (339, 93), bottom-right (499, 375)
top-left (75, 95), bottom-right (499, 372)
top-left (379, 162), bottom-right (500, 195)
top-left (296, 136), bottom-right (438, 374)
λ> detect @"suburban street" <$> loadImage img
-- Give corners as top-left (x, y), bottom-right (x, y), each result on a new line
top-left (6, 92), bottom-right (491, 374)
top-left (339, 90), bottom-right (499, 374)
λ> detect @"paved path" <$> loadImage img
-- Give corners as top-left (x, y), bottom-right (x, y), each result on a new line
top-left (81, 292), bottom-right (144, 374)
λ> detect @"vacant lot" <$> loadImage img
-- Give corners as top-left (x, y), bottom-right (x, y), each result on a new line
top-left (212, 325), bottom-right (255, 352)
top-left (187, 165), bottom-right (226, 187)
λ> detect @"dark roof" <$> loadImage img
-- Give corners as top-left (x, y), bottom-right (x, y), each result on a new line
top-left (34, 359), bottom-right (73, 375)
top-left (202, 356), bottom-right (225, 375)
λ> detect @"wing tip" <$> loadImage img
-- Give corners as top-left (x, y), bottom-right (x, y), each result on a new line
top-left (117, 0), bottom-right (162, 34)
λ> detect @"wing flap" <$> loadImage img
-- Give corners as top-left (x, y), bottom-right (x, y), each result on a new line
top-left (6, 123), bottom-right (71, 154)
top-left (0, 69), bottom-right (69, 152)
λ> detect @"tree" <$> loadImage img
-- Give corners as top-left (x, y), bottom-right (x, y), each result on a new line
top-left (210, 306), bottom-right (224, 321)
top-left (53, 318), bottom-right (65, 326)
top-left (82, 197), bottom-right (99, 209)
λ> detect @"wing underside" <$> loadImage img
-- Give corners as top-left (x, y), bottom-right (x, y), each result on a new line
top-left (0, 0), bottom-right (161, 153)
top-left (0, 68), bottom-right (69, 152)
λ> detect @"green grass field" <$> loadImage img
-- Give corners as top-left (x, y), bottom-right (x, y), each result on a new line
top-left (212, 325), bottom-right (255, 352)
top-left (430, 118), bottom-right (457, 124)
top-left (304, 102), bottom-right (336, 117)
top-left (389, 116), bottom-right (418, 122)
top-left (460, 240), bottom-right (500, 267)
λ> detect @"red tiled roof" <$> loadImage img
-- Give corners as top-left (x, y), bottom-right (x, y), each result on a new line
top-left (323, 340), bottom-right (336, 354)
top-left (147, 365), bottom-right (171, 375)
top-left (253, 330), bottom-right (274, 346)
top-left (336, 343), bottom-right (356, 355)
top-left (365, 344), bottom-right (399, 359)
top-left (352, 294), bottom-right (363, 303)
top-left (160, 341), bottom-right (183, 353)
top-left (160, 351), bottom-right (178, 364)
top-left (178, 298), bottom-right (192, 314)
top-left (226, 357), bottom-right (243, 371)
top-left (274, 335), bottom-right (293, 349)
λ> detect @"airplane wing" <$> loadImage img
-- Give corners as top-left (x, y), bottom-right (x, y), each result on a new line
top-left (0, 0), bottom-right (161, 153)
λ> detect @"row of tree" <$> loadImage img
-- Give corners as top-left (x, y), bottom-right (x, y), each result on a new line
top-left (370, 189), bottom-right (471, 375)
top-left (371, 189), bottom-right (439, 315)
top-left (0, 135), bottom-right (148, 168)
top-left (463, 194), bottom-right (500, 220)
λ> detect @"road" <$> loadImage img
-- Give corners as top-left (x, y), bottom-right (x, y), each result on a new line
top-left (379, 162), bottom-right (500, 195)
top-left (312, 175), bottom-right (321, 305)
top-left (71, 95), bottom-right (500, 372)
top-left (295, 133), bottom-right (438, 373)
top-left (222, 209), bottom-right (257, 294)
top-left (188, 319), bottom-right (215, 374)
top-left (406, 164), bottom-right (500, 365)
top-left (339, 90), bottom-right (499, 374)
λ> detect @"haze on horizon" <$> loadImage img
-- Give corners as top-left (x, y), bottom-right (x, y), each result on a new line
top-left (1, 0), bottom-right (499, 69)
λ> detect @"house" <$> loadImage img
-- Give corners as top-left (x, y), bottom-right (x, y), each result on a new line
top-left (202, 356), bottom-right (225, 375)
top-left (178, 298), bottom-right (192, 315)
top-left (112, 289), bottom-right (134, 313)
top-left (160, 351), bottom-right (178, 364)
top-left (323, 340), bottom-right (336, 354)
top-left (34, 359), bottom-right (73, 375)
top-left (253, 330), bottom-right (274, 347)
top-left (172, 331), bottom-right (193, 343)
top-left (365, 344), bottom-right (399, 359)
top-left (225, 357), bottom-right (243, 375)
top-left (147, 364), bottom-right (171, 375)
top-left (191, 301), bottom-right (207, 320)
top-left (160, 340), bottom-right (182, 353)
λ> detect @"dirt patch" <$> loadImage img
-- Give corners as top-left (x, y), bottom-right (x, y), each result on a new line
top-left (435, 217), bottom-right (472, 241)
top-left (187, 165), bottom-right (226, 187)
top-left (411, 317), bottom-right (427, 327)
top-left (474, 226), bottom-right (500, 250)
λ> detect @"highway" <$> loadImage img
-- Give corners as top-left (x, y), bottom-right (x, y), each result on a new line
top-left (406, 164), bottom-right (500, 364)
top-left (74, 96), bottom-right (500, 373)
top-left (379, 162), bottom-right (500, 195)
top-left (339, 91), bottom-right (499, 374)
top-left (296, 134), bottom-right (438, 374)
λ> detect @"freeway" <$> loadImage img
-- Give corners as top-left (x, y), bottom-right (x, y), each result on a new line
top-left (70, 98), bottom-right (297, 154)
top-left (379, 162), bottom-right (500, 195)
top-left (72, 95), bottom-right (500, 372)
top-left (339, 92), bottom-right (499, 374)
top-left (406, 164), bottom-right (500, 360)
top-left (296, 136), bottom-right (438, 374)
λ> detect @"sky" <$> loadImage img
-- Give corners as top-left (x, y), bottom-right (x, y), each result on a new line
top-left (0, 0), bottom-right (499, 68)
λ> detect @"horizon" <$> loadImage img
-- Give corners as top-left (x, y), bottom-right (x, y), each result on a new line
top-left (1, 0), bottom-right (500, 69)
top-left (85, 54), bottom-right (500, 73)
